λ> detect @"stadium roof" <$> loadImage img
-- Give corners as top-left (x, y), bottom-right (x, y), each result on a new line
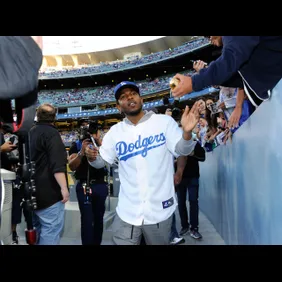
top-left (43, 36), bottom-right (166, 55)
top-left (41, 36), bottom-right (201, 68)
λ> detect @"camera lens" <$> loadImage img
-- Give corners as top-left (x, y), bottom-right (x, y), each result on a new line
top-left (172, 108), bottom-right (182, 120)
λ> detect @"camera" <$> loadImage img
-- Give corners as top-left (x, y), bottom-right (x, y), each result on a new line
top-left (79, 120), bottom-right (101, 141)
top-left (171, 100), bottom-right (182, 121)
top-left (169, 99), bottom-right (182, 122)
top-left (163, 96), bottom-right (183, 122)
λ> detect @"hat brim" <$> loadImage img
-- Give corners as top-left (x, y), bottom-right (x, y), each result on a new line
top-left (115, 85), bottom-right (140, 100)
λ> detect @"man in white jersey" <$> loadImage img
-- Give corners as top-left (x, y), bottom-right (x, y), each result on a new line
top-left (85, 81), bottom-right (201, 245)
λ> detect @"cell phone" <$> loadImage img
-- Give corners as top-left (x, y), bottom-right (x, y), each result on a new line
top-left (90, 136), bottom-right (98, 148)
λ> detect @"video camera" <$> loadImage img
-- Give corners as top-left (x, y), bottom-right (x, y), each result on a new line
top-left (170, 100), bottom-right (182, 121)
top-left (163, 96), bottom-right (182, 122)
top-left (79, 120), bottom-right (101, 141)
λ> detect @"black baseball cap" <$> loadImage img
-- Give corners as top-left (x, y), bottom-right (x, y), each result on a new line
top-left (114, 81), bottom-right (140, 100)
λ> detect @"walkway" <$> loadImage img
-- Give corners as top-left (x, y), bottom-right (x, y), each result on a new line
top-left (18, 203), bottom-right (225, 245)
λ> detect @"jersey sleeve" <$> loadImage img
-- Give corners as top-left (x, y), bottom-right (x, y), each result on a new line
top-left (165, 117), bottom-right (183, 158)
top-left (99, 128), bottom-right (117, 165)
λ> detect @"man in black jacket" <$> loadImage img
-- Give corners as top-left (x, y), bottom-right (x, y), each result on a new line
top-left (174, 141), bottom-right (205, 239)
top-left (29, 103), bottom-right (69, 245)
top-left (171, 36), bottom-right (282, 108)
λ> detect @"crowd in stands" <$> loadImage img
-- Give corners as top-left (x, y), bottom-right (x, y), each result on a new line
top-left (191, 87), bottom-right (254, 152)
top-left (38, 70), bottom-right (195, 107)
top-left (39, 37), bottom-right (209, 78)
top-left (185, 60), bottom-right (256, 152)
top-left (60, 130), bottom-right (79, 147)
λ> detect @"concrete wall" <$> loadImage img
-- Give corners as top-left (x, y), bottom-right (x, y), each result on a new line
top-left (199, 79), bottom-right (282, 245)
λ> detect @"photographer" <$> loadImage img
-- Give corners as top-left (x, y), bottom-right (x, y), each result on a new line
top-left (0, 123), bottom-right (22, 244)
top-left (2, 124), bottom-right (19, 167)
top-left (0, 122), bottom-right (17, 171)
top-left (68, 120), bottom-right (107, 245)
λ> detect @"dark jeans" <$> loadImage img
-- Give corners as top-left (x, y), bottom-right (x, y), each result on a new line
top-left (12, 187), bottom-right (23, 225)
top-left (12, 175), bottom-right (23, 225)
top-left (169, 213), bottom-right (179, 241)
top-left (76, 181), bottom-right (108, 245)
top-left (176, 177), bottom-right (199, 231)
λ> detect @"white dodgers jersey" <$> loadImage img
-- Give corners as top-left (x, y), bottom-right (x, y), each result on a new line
top-left (100, 112), bottom-right (183, 226)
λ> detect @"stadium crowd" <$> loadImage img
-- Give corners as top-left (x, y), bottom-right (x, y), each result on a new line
top-left (38, 70), bottom-right (194, 107)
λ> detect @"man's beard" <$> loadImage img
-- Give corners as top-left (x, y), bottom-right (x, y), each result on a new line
top-left (123, 104), bottom-right (143, 116)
